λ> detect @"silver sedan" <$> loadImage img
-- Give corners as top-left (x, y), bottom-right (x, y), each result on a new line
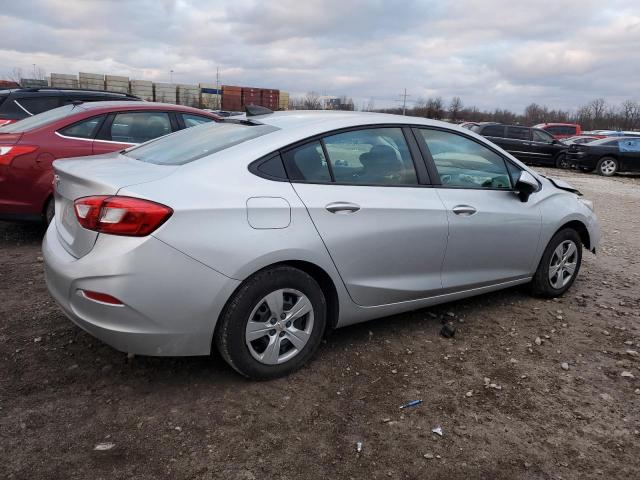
top-left (43, 111), bottom-right (600, 378)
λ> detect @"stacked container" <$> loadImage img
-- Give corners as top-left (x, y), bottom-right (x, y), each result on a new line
top-left (261, 89), bottom-right (280, 110)
top-left (177, 84), bottom-right (200, 107)
top-left (79, 72), bottom-right (105, 90)
top-left (105, 75), bottom-right (130, 94)
top-left (278, 91), bottom-right (290, 110)
top-left (241, 87), bottom-right (262, 107)
top-left (51, 73), bottom-right (78, 89)
top-left (154, 83), bottom-right (177, 104)
top-left (199, 83), bottom-right (221, 109)
top-left (222, 85), bottom-right (242, 111)
top-left (129, 80), bottom-right (153, 101)
top-left (19, 78), bottom-right (48, 88)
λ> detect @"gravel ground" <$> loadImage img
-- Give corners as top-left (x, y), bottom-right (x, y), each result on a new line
top-left (1, 168), bottom-right (639, 480)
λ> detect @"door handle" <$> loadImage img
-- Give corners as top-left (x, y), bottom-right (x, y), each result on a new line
top-left (522, 142), bottom-right (532, 146)
top-left (452, 205), bottom-right (477, 216)
top-left (325, 202), bottom-right (360, 214)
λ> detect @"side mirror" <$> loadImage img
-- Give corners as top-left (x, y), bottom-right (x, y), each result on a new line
top-left (515, 171), bottom-right (538, 202)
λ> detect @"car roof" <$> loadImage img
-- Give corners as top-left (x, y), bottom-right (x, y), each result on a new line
top-left (533, 122), bottom-right (578, 127)
top-left (255, 110), bottom-right (462, 131)
top-left (70, 101), bottom-right (214, 115)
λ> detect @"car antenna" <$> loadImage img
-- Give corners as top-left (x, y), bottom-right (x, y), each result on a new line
top-left (245, 105), bottom-right (273, 116)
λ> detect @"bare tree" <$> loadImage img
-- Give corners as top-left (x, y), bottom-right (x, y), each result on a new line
top-left (448, 96), bottom-right (463, 122)
top-left (303, 91), bottom-right (322, 110)
top-left (6, 67), bottom-right (23, 83)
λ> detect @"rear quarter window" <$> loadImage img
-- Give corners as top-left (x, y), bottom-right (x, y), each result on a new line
top-left (481, 125), bottom-right (505, 137)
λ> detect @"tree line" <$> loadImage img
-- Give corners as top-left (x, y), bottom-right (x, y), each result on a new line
top-left (374, 96), bottom-right (640, 131)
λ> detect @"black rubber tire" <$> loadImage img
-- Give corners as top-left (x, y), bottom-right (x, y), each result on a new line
top-left (554, 153), bottom-right (569, 169)
top-left (214, 266), bottom-right (326, 379)
top-left (596, 156), bottom-right (618, 176)
top-left (530, 229), bottom-right (582, 297)
top-left (44, 198), bottom-right (55, 225)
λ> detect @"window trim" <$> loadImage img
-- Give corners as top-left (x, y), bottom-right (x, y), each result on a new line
top-left (274, 124), bottom-right (433, 188)
top-left (413, 126), bottom-right (522, 191)
top-left (55, 114), bottom-right (108, 142)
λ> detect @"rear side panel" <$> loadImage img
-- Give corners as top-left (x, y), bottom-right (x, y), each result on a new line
top-left (53, 155), bottom-right (178, 257)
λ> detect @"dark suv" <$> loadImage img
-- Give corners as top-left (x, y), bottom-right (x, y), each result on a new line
top-left (0, 88), bottom-right (141, 127)
top-left (471, 123), bottom-right (568, 167)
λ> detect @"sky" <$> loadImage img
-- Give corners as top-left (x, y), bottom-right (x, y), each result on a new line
top-left (1, 0), bottom-right (639, 112)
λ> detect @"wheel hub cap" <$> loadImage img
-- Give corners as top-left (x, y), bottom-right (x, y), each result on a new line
top-left (548, 240), bottom-right (578, 289)
top-left (245, 288), bottom-right (314, 365)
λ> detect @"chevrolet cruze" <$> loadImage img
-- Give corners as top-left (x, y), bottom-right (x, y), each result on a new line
top-left (43, 110), bottom-right (600, 379)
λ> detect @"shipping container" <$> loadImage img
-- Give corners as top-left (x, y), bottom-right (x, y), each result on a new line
top-left (177, 84), bottom-right (200, 107)
top-left (79, 72), bottom-right (105, 90)
top-left (51, 73), bottom-right (78, 88)
top-left (105, 75), bottom-right (130, 94)
top-left (19, 78), bottom-right (48, 89)
top-left (199, 83), bottom-right (221, 109)
top-left (154, 83), bottom-right (177, 103)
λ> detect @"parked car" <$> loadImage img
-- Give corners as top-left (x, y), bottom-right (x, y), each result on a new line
top-left (561, 135), bottom-right (599, 145)
top-left (459, 121), bottom-right (479, 129)
top-left (566, 136), bottom-right (640, 175)
top-left (0, 101), bottom-right (219, 223)
top-left (0, 87), bottom-right (141, 127)
top-left (471, 123), bottom-right (568, 167)
top-left (533, 123), bottom-right (581, 139)
top-left (42, 110), bottom-right (600, 379)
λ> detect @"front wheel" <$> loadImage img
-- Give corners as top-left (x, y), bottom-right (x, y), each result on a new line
top-left (597, 156), bottom-right (618, 176)
top-left (530, 229), bottom-right (582, 297)
top-left (555, 153), bottom-right (569, 169)
top-left (215, 266), bottom-right (326, 379)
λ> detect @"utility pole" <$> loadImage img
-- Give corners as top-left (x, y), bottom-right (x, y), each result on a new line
top-left (170, 69), bottom-right (174, 83)
top-left (216, 67), bottom-right (220, 109)
top-left (400, 88), bottom-right (410, 115)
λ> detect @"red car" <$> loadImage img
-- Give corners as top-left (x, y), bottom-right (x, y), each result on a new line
top-left (0, 101), bottom-right (219, 223)
top-left (533, 123), bottom-right (582, 140)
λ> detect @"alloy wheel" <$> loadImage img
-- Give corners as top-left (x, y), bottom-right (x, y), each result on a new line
top-left (600, 159), bottom-right (617, 175)
top-left (245, 288), bottom-right (314, 365)
top-left (548, 240), bottom-right (578, 289)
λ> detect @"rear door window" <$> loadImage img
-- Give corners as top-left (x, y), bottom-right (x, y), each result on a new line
top-left (323, 128), bottom-right (418, 185)
top-left (282, 141), bottom-right (331, 182)
top-left (506, 126), bottom-right (530, 140)
top-left (109, 111), bottom-right (172, 144)
top-left (16, 96), bottom-right (65, 115)
top-left (58, 115), bottom-right (106, 139)
top-left (481, 125), bottom-right (505, 137)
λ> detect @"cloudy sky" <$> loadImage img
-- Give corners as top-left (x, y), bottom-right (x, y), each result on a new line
top-left (1, 0), bottom-right (639, 112)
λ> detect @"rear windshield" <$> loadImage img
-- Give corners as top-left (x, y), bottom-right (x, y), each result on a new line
top-left (0, 104), bottom-right (81, 133)
top-left (124, 121), bottom-right (280, 165)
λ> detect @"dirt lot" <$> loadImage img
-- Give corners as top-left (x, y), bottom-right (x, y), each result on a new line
top-left (1, 168), bottom-right (639, 480)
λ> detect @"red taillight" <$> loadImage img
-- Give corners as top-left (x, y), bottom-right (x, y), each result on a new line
top-left (0, 145), bottom-right (38, 166)
top-left (79, 290), bottom-right (124, 306)
top-left (74, 195), bottom-right (173, 236)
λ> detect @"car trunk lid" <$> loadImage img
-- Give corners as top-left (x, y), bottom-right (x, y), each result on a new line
top-left (53, 152), bottom-right (178, 258)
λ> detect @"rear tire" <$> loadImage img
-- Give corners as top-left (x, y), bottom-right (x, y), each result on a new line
top-left (44, 198), bottom-right (55, 225)
top-left (530, 229), bottom-right (582, 297)
top-left (596, 156), bottom-right (618, 176)
top-left (215, 266), bottom-right (326, 379)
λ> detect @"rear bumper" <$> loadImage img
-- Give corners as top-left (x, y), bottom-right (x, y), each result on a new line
top-left (42, 222), bottom-right (240, 356)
